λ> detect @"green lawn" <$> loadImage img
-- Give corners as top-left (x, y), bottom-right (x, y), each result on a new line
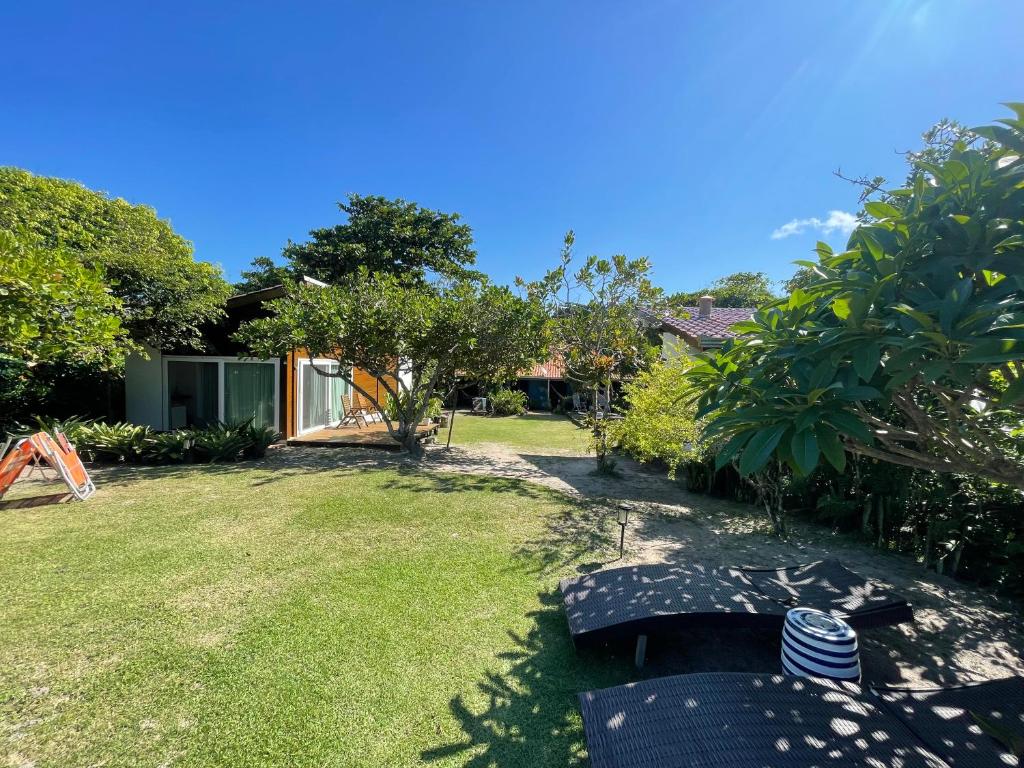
top-left (0, 459), bottom-right (629, 767)
top-left (444, 412), bottom-right (590, 454)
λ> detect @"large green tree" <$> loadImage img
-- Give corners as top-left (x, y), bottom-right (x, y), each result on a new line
top-left (669, 271), bottom-right (778, 311)
top-left (521, 231), bottom-right (663, 469)
top-left (236, 273), bottom-right (545, 454)
top-left (245, 194), bottom-right (478, 287)
top-left (689, 105), bottom-right (1024, 491)
top-left (0, 168), bottom-right (231, 351)
top-left (0, 229), bottom-right (125, 366)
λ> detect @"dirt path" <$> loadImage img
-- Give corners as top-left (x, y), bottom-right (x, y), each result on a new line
top-left (424, 443), bottom-right (1024, 687)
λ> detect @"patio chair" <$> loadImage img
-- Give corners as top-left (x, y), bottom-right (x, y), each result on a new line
top-left (561, 559), bottom-right (913, 667)
top-left (351, 392), bottom-right (379, 424)
top-left (578, 671), bottom-right (1024, 768)
top-left (338, 394), bottom-right (366, 428)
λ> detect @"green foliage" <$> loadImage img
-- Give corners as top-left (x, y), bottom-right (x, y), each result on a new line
top-left (385, 392), bottom-right (444, 422)
top-left (240, 421), bottom-right (282, 459)
top-left (277, 194), bottom-right (478, 285)
top-left (14, 417), bottom-right (281, 465)
top-left (0, 168), bottom-right (231, 351)
top-left (234, 255), bottom-right (296, 293)
top-left (669, 271), bottom-right (778, 311)
top-left (236, 271), bottom-right (546, 453)
top-left (143, 430), bottom-right (195, 463)
top-left (690, 106), bottom-right (1024, 490)
top-left (520, 231), bottom-right (663, 469)
top-left (612, 359), bottom-right (700, 477)
top-left (489, 388), bottom-right (529, 416)
top-left (81, 422), bottom-right (151, 463)
top-left (0, 229), bottom-right (125, 366)
top-left (192, 422), bottom-right (253, 463)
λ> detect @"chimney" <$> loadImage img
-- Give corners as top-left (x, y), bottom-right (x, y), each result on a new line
top-left (698, 295), bottom-right (714, 319)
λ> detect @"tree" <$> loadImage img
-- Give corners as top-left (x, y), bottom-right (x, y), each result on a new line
top-left (279, 194), bottom-right (478, 284)
top-left (611, 358), bottom-right (700, 477)
top-left (689, 105), bottom-right (1024, 491)
top-left (521, 231), bottom-right (663, 470)
top-left (668, 271), bottom-right (778, 311)
top-left (0, 167), bottom-right (231, 351)
top-left (0, 229), bottom-right (125, 367)
top-left (234, 256), bottom-right (296, 293)
top-left (235, 273), bottom-right (545, 454)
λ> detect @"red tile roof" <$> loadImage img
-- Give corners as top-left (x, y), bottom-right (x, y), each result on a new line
top-left (522, 357), bottom-right (565, 379)
top-left (661, 307), bottom-right (755, 343)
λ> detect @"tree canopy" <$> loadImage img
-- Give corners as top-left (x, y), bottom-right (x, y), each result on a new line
top-left (689, 105), bottom-right (1024, 490)
top-left (236, 273), bottom-right (545, 453)
top-left (0, 168), bottom-right (231, 352)
top-left (669, 271), bottom-right (778, 311)
top-left (521, 231), bottom-right (663, 468)
top-left (238, 194), bottom-right (478, 291)
top-left (0, 229), bottom-right (125, 367)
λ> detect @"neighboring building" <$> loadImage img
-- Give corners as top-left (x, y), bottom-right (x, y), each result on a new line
top-left (515, 356), bottom-right (576, 411)
top-left (124, 278), bottom-right (394, 438)
top-left (659, 295), bottom-right (755, 357)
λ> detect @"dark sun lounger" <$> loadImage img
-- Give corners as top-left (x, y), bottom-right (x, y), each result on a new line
top-left (579, 672), bottom-right (1024, 768)
top-left (560, 559), bottom-right (913, 659)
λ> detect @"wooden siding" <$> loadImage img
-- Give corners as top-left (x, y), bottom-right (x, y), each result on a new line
top-left (282, 349), bottom-right (397, 438)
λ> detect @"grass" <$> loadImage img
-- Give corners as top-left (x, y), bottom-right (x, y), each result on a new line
top-left (443, 412), bottom-right (590, 454)
top-left (0, 458), bottom-right (630, 767)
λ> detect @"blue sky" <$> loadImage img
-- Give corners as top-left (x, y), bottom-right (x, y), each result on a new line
top-left (4, 1), bottom-right (1022, 292)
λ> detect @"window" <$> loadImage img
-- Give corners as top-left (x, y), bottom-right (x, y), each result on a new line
top-left (298, 360), bottom-right (351, 433)
top-left (163, 357), bottom-right (279, 431)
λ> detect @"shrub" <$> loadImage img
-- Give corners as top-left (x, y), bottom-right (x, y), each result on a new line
top-left (239, 422), bottom-right (281, 459)
top-left (192, 422), bottom-right (252, 463)
top-left (612, 359), bottom-right (700, 477)
top-left (142, 430), bottom-right (195, 464)
top-left (79, 422), bottom-right (151, 463)
top-left (489, 388), bottom-right (528, 416)
top-left (385, 392), bottom-right (444, 422)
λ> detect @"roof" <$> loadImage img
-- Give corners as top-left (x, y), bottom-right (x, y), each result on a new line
top-left (661, 306), bottom-right (755, 346)
top-left (226, 275), bottom-right (327, 309)
top-left (521, 356), bottom-right (565, 379)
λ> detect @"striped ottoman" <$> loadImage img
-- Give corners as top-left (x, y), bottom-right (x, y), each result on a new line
top-left (781, 607), bottom-right (860, 682)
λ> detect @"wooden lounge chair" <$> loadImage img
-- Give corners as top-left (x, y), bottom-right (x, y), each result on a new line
top-left (561, 560), bottom-right (913, 666)
top-left (338, 394), bottom-right (366, 428)
top-left (579, 672), bottom-right (1024, 768)
top-left (350, 392), bottom-right (379, 424)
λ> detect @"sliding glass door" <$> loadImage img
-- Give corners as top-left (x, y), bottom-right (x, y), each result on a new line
top-left (164, 357), bottom-right (279, 431)
top-left (167, 360), bottom-right (219, 428)
top-left (224, 362), bottom-right (277, 428)
top-left (298, 360), bottom-right (351, 433)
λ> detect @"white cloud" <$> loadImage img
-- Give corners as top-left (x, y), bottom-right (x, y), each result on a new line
top-left (771, 210), bottom-right (858, 240)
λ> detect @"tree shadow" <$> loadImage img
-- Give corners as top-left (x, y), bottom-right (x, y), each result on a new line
top-left (420, 590), bottom-right (632, 768)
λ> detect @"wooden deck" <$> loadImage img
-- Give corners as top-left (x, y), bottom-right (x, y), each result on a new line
top-left (286, 420), bottom-right (438, 451)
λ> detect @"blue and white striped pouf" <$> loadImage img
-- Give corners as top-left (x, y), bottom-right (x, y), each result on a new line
top-left (781, 607), bottom-right (860, 682)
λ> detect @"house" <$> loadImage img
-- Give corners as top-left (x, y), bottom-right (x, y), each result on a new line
top-left (659, 295), bottom-right (755, 357)
top-left (124, 278), bottom-right (394, 438)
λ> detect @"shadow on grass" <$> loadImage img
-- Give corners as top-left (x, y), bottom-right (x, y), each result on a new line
top-left (420, 590), bottom-right (632, 768)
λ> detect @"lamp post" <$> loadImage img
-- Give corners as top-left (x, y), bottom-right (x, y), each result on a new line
top-left (617, 503), bottom-right (631, 559)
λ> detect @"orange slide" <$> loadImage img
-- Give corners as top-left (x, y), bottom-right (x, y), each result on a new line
top-left (0, 431), bottom-right (96, 502)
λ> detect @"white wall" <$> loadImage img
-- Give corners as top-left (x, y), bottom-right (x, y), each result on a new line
top-left (125, 345), bottom-right (164, 429)
top-left (661, 331), bottom-right (690, 361)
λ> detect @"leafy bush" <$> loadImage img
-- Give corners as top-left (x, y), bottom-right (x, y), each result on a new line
top-left (240, 422), bottom-right (282, 459)
top-left (489, 388), bottom-right (528, 416)
top-left (192, 422), bottom-right (253, 463)
top-left (385, 392), bottom-right (444, 422)
top-left (142, 430), bottom-right (195, 464)
top-left (80, 422), bottom-right (151, 463)
top-left (612, 359), bottom-right (700, 477)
